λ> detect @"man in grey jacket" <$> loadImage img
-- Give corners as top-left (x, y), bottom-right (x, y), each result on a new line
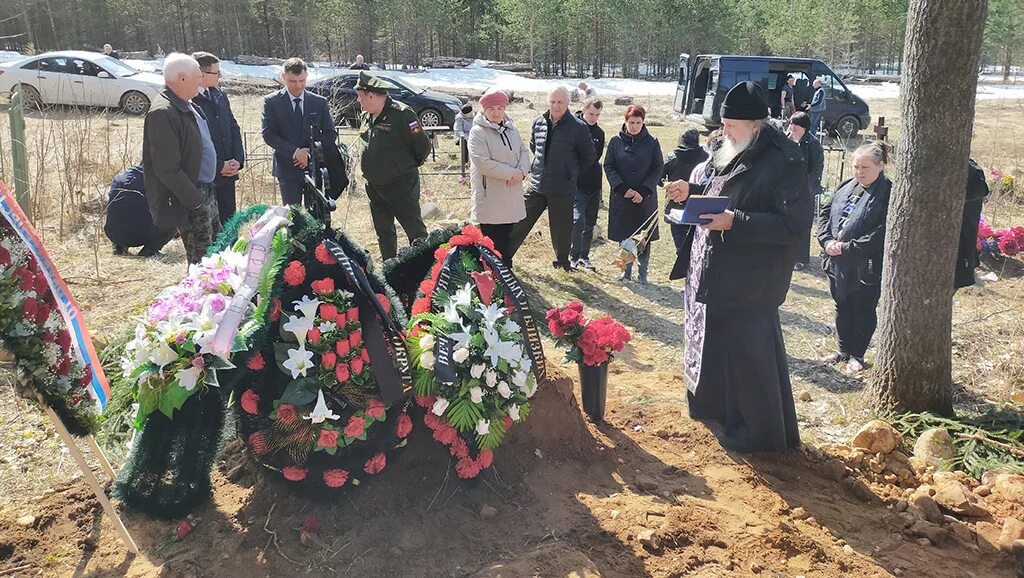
top-left (508, 86), bottom-right (597, 270)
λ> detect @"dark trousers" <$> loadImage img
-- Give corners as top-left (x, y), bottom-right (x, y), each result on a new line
top-left (366, 172), bottom-right (428, 261)
top-left (480, 223), bottom-right (514, 268)
top-left (623, 245), bottom-right (651, 281)
top-left (809, 112), bottom-right (822, 135)
top-left (460, 139), bottom-right (469, 177)
top-left (279, 178), bottom-right (303, 206)
top-left (214, 179), bottom-right (237, 224)
top-left (570, 190), bottom-right (600, 261)
top-left (670, 222), bottom-right (687, 255)
top-left (509, 190), bottom-right (573, 267)
top-left (829, 277), bottom-right (881, 359)
top-left (178, 183), bottom-right (222, 264)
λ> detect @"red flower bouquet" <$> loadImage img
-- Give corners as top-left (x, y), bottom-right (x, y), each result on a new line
top-left (547, 301), bottom-right (631, 367)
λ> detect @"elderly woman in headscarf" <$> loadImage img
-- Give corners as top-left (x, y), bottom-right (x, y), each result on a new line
top-left (468, 88), bottom-right (530, 266)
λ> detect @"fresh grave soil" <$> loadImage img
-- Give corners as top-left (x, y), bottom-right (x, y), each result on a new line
top-left (0, 362), bottom-right (1014, 577)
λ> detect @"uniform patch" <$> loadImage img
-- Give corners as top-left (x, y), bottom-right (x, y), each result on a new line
top-left (409, 120), bottom-right (422, 133)
top-left (377, 123), bottom-right (392, 132)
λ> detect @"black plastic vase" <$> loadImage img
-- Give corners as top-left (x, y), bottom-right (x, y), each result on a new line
top-left (578, 362), bottom-right (609, 423)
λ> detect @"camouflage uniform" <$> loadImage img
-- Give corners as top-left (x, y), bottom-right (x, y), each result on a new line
top-left (178, 183), bottom-right (222, 264)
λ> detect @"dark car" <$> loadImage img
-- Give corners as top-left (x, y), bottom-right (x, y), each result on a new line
top-left (308, 72), bottom-right (463, 128)
top-left (673, 54), bottom-right (871, 138)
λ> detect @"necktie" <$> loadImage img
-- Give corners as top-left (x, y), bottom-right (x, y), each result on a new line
top-left (293, 97), bottom-right (303, 128)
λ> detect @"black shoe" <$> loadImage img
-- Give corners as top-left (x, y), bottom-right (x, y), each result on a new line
top-left (552, 261), bottom-right (572, 271)
top-left (137, 247), bottom-right (161, 258)
top-left (112, 244), bottom-right (128, 256)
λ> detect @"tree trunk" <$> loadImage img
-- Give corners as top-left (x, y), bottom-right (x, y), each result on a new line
top-left (1003, 42), bottom-right (1012, 82)
top-left (871, 0), bottom-right (988, 416)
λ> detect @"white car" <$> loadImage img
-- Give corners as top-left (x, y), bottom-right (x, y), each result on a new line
top-left (0, 51), bottom-right (163, 115)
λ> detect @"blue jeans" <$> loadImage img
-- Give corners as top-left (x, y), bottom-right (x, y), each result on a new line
top-left (809, 111), bottom-right (822, 135)
top-left (623, 245), bottom-right (651, 281)
top-left (570, 190), bottom-right (600, 261)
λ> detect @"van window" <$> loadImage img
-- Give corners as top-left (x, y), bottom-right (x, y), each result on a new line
top-left (817, 74), bottom-right (848, 99)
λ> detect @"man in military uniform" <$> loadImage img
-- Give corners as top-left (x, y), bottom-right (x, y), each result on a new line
top-left (355, 71), bottom-right (432, 260)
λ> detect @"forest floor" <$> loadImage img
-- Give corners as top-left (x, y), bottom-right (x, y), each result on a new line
top-left (0, 92), bottom-right (1022, 577)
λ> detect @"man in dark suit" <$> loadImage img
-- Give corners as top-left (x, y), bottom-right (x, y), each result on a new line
top-left (193, 52), bottom-right (244, 224)
top-left (262, 57), bottom-right (337, 205)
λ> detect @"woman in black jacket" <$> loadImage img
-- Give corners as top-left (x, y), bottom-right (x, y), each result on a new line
top-left (604, 104), bottom-right (664, 284)
top-left (818, 141), bottom-right (892, 374)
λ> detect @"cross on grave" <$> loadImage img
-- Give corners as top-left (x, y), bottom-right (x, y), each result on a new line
top-left (872, 116), bottom-right (890, 142)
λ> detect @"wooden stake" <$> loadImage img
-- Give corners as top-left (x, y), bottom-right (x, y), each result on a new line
top-left (43, 406), bottom-right (139, 554)
top-left (85, 435), bottom-right (117, 480)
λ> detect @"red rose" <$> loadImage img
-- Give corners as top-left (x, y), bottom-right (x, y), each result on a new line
top-left (349, 330), bottom-right (362, 348)
top-left (319, 303), bottom-right (338, 321)
top-left (477, 449), bottom-right (494, 469)
top-left (433, 424), bottom-right (458, 445)
top-left (376, 293), bottom-right (392, 315)
top-left (276, 403), bottom-right (297, 424)
top-left (240, 389), bottom-right (259, 414)
top-left (249, 432), bottom-right (268, 455)
top-left (33, 272), bottom-right (48, 296)
top-left (363, 452), bottom-right (386, 475)
top-left (317, 429), bottom-right (339, 448)
top-left (246, 352), bottom-right (266, 371)
top-left (311, 277), bottom-right (335, 295)
top-left (269, 298), bottom-right (282, 322)
top-left (344, 416), bottom-right (366, 438)
top-left (323, 469), bottom-right (349, 488)
top-left (283, 261), bottom-right (306, 287)
top-left (346, 307), bottom-right (359, 323)
top-left (282, 466), bottom-right (307, 481)
top-left (57, 330), bottom-right (71, 353)
top-left (34, 305), bottom-right (50, 326)
top-left (559, 308), bottom-right (582, 327)
top-left (335, 339), bottom-right (351, 357)
top-left (350, 356), bottom-right (364, 375)
top-left (412, 297), bottom-right (431, 315)
top-left (307, 327), bottom-right (321, 346)
top-left (321, 351), bottom-right (337, 369)
top-left (22, 298), bottom-right (38, 320)
top-left (396, 413), bottom-right (413, 438)
top-left (450, 437), bottom-right (469, 459)
top-left (455, 456), bottom-right (481, 479)
top-left (15, 268), bottom-right (33, 291)
top-left (567, 300), bottom-right (584, 313)
top-left (335, 362), bottom-right (350, 383)
top-left (315, 243), bottom-right (336, 265)
top-left (365, 398), bottom-right (384, 419)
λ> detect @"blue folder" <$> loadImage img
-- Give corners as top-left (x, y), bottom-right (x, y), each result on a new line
top-left (679, 195), bottom-right (731, 225)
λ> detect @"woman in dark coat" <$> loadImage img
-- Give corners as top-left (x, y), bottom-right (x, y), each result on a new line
top-left (818, 141), bottom-right (892, 374)
top-left (604, 104), bottom-right (664, 284)
top-left (662, 128), bottom-right (710, 255)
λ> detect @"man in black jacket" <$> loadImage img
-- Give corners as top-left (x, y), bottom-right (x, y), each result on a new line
top-left (665, 81), bottom-right (811, 453)
top-left (955, 159), bottom-right (990, 289)
top-left (787, 112), bottom-right (824, 269)
top-left (508, 86), bottom-right (597, 270)
top-left (193, 52), bottom-right (245, 224)
top-left (569, 97), bottom-right (605, 271)
top-left (662, 128), bottom-right (709, 255)
top-left (104, 165), bottom-right (175, 257)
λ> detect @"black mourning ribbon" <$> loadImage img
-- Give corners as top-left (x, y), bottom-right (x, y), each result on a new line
top-left (322, 239), bottom-right (410, 406)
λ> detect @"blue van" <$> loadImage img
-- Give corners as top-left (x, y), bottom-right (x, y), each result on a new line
top-left (673, 54), bottom-right (871, 138)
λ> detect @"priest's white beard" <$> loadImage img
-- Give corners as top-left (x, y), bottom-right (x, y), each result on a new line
top-left (712, 131), bottom-right (756, 170)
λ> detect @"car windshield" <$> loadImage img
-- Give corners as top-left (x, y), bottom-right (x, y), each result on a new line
top-left (390, 77), bottom-right (424, 94)
top-left (95, 56), bottom-right (139, 77)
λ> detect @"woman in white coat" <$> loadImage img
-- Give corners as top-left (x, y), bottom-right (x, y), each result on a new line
top-left (469, 89), bottom-right (530, 266)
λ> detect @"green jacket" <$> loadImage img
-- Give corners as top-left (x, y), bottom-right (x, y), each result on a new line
top-left (142, 89), bottom-right (206, 228)
top-left (359, 97), bottom-right (431, 184)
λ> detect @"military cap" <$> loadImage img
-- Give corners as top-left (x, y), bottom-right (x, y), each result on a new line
top-left (355, 71), bottom-right (394, 94)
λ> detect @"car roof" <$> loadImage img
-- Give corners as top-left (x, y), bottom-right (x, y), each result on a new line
top-left (22, 50), bottom-right (108, 61)
top-left (696, 54), bottom-right (820, 64)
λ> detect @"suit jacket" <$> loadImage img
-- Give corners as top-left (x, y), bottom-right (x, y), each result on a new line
top-left (193, 87), bottom-right (244, 182)
top-left (262, 89), bottom-right (337, 183)
top-left (142, 89), bottom-right (205, 228)
top-left (818, 175), bottom-right (892, 300)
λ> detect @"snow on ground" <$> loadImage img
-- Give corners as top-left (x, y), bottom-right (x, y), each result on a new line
top-left (2, 50), bottom-right (1023, 101)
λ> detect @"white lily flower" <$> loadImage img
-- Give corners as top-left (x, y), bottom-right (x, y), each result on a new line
top-left (282, 313), bottom-right (315, 345)
top-left (318, 320), bottom-right (337, 334)
top-left (509, 404), bottom-right (521, 422)
top-left (304, 389), bottom-right (340, 424)
top-left (524, 377), bottom-right (538, 398)
top-left (502, 318), bottom-right (521, 334)
top-left (470, 364), bottom-right (485, 379)
top-left (175, 365), bottom-right (202, 391)
top-left (292, 295), bottom-right (321, 319)
top-left (453, 347), bottom-right (470, 363)
top-left (469, 386), bottom-right (484, 404)
top-left (448, 323), bottom-right (474, 350)
top-left (150, 341), bottom-right (178, 368)
top-left (419, 333), bottom-right (435, 350)
top-left (485, 370), bottom-right (497, 388)
top-left (443, 301), bottom-right (460, 323)
top-left (420, 350), bottom-right (436, 370)
top-left (432, 397), bottom-right (450, 416)
top-left (476, 419), bottom-right (490, 435)
top-left (512, 370), bottom-right (528, 388)
top-left (453, 282), bottom-right (474, 308)
top-left (282, 346), bottom-right (314, 378)
top-left (519, 354), bottom-right (533, 372)
top-left (483, 333), bottom-right (519, 367)
top-left (476, 302), bottom-right (505, 330)
top-left (497, 381), bottom-right (512, 399)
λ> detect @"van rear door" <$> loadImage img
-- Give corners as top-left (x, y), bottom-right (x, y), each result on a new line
top-left (673, 53), bottom-right (689, 113)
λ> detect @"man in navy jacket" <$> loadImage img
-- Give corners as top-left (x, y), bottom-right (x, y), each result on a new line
top-left (192, 52), bottom-right (244, 224)
top-left (262, 57), bottom-right (337, 205)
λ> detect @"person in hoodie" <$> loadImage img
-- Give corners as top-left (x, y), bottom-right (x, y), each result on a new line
top-left (569, 97), bottom-right (605, 271)
top-left (468, 89), bottom-right (530, 266)
top-left (604, 104), bottom-right (664, 285)
top-left (454, 103), bottom-right (474, 179)
top-left (662, 128), bottom-right (709, 255)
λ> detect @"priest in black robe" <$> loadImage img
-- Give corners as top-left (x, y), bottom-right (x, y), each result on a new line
top-left (665, 81), bottom-right (811, 452)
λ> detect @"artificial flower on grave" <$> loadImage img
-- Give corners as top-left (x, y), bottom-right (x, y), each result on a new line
top-left (547, 301), bottom-right (632, 367)
top-left (404, 225), bottom-right (546, 479)
top-left (977, 214), bottom-right (1024, 259)
top-left (0, 220), bottom-right (99, 435)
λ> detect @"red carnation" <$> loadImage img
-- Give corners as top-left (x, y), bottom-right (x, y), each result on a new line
top-left (33, 272), bottom-right (48, 296)
top-left (416, 395), bottom-right (437, 410)
top-left (363, 452), bottom-right (386, 475)
top-left (335, 362), bottom-right (350, 383)
top-left (78, 364), bottom-right (93, 388)
top-left (419, 278), bottom-right (436, 296)
top-left (311, 277), bottom-right (335, 295)
top-left (450, 437), bottom-right (469, 459)
top-left (433, 424), bottom-right (458, 445)
top-left (423, 413), bottom-right (441, 430)
top-left (0, 245), bottom-right (9, 266)
top-left (55, 356), bottom-right (71, 377)
top-left (350, 356), bottom-right (364, 375)
top-left (365, 398), bottom-right (384, 419)
top-left (276, 403), bottom-right (297, 424)
top-left (349, 330), bottom-right (362, 348)
top-left (282, 466), bottom-right (307, 481)
top-left (396, 413), bottom-right (413, 438)
top-left (376, 293), bottom-right (392, 315)
top-left (335, 339), bottom-right (351, 357)
top-left (240, 389), bottom-right (259, 414)
top-left (34, 305), bottom-right (50, 326)
top-left (412, 297), bottom-right (432, 316)
top-left (455, 456), bottom-right (481, 479)
top-left (477, 449), bottom-right (494, 469)
top-left (248, 432), bottom-right (269, 455)
top-left (346, 307), bottom-right (359, 323)
top-left (323, 469), bottom-right (349, 488)
top-left (22, 298), bottom-right (38, 320)
top-left (57, 329), bottom-right (71, 353)
top-left (317, 429), bottom-right (339, 448)
top-left (503, 415), bottom-right (514, 430)
top-left (344, 416), bottom-right (366, 438)
top-left (321, 351), bottom-right (337, 369)
top-left (283, 261), bottom-right (306, 287)
top-left (319, 303), bottom-right (338, 321)
top-left (269, 298), bottom-right (282, 322)
top-left (315, 243), bottom-right (336, 265)
top-left (246, 352), bottom-right (266, 371)
top-left (433, 246), bottom-right (450, 262)
top-left (307, 327), bottom-right (321, 346)
top-left (15, 268), bottom-right (33, 291)
top-left (42, 330), bottom-right (55, 344)
top-left (361, 348), bottom-right (370, 364)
